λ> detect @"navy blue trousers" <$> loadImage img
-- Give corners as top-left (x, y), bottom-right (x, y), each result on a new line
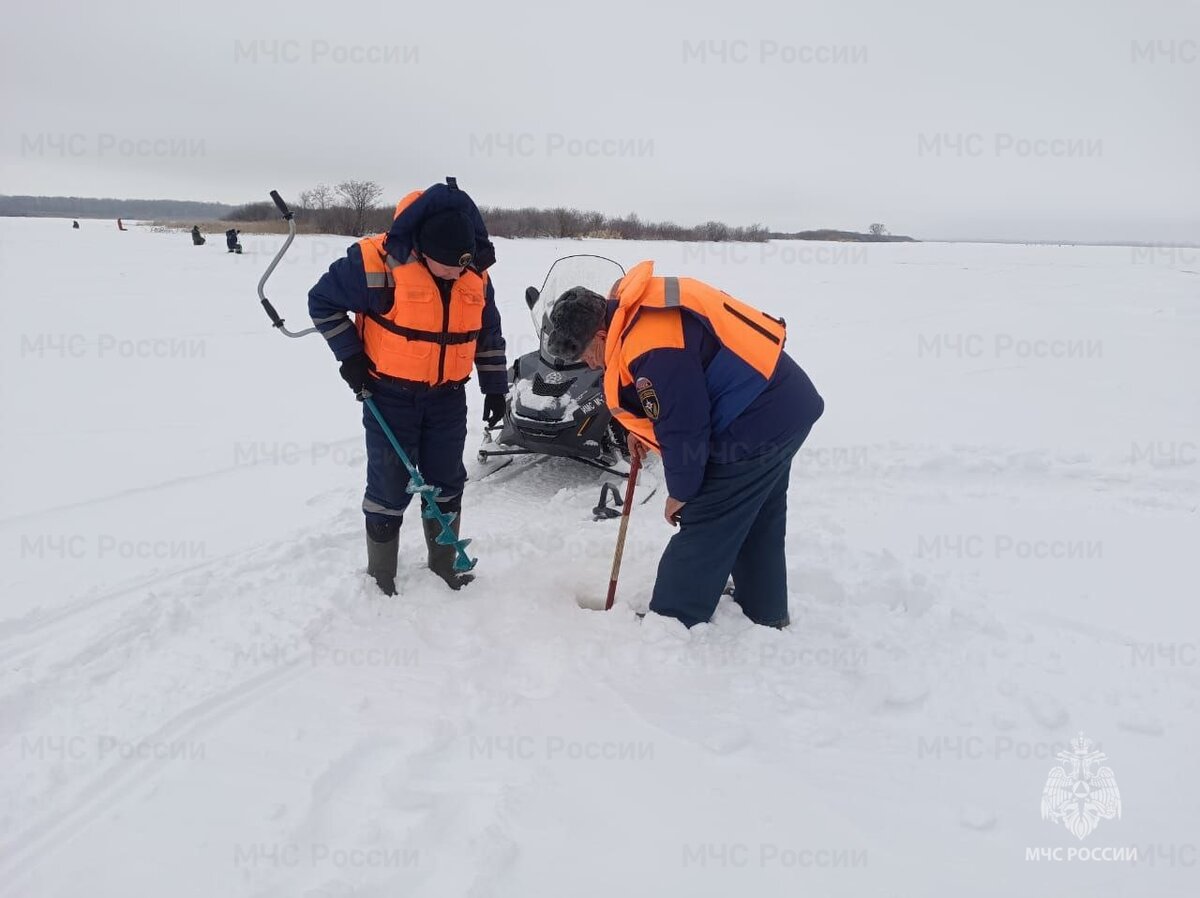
top-left (649, 426), bottom-right (812, 628)
top-left (362, 383), bottom-right (468, 531)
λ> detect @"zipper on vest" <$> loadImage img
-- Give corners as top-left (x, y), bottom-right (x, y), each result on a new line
top-left (437, 286), bottom-right (451, 384)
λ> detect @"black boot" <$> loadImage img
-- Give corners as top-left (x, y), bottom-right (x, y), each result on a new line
top-left (365, 520), bottom-right (400, 596)
top-left (422, 512), bottom-right (474, 591)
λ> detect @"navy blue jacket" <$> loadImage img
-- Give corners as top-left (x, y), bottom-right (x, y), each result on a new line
top-left (307, 183), bottom-right (508, 395)
top-left (616, 310), bottom-right (824, 503)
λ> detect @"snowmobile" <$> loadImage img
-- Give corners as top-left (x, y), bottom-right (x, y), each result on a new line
top-left (478, 254), bottom-right (632, 477)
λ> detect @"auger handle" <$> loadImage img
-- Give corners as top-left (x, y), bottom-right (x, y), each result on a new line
top-left (256, 190), bottom-right (318, 338)
top-left (270, 190), bottom-right (293, 221)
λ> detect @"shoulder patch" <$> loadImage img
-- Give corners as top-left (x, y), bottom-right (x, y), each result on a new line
top-left (635, 376), bottom-right (660, 420)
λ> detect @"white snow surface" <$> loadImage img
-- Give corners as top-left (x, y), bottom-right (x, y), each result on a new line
top-left (1, 219), bottom-right (1198, 896)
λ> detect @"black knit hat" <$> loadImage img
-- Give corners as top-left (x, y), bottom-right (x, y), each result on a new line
top-left (417, 209), bottom-right (476, 267)
top-left (544, 287), bottom-right (608, 361)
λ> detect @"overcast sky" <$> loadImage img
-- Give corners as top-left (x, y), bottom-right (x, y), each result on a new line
top-left (2, 0), bottom-right (1197, 243)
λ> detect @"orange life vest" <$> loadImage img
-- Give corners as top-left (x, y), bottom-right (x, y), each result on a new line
top-left (603, 261), bottom-right (786, 450)
top-left (355, 192), bottom-right (489, 386)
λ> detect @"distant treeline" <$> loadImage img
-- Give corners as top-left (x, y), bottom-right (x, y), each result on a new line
top-left (224, 194), bottom-right (916, 243)
top-left (227, 195), bottom-right (773, 242)
top-left (4, 193), bottom-right (915, 243)
top-left (0, 194), bottom-right (234, 220)
top-left (772, 229), bottom-right (917, 243)
top-left (231, 188), bottom-right (777, 242)
top-left (477, 207), bottom-right (772, 242)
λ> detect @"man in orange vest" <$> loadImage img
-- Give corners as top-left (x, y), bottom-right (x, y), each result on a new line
top-left (308, 178), bottom-right (508, 594)
top-left (545, 262), bottom-right (824, 628)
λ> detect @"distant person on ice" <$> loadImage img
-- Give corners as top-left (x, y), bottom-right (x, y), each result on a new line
top-left (544, 262), bottom-right (824, 628)
top-left (117, 218), bottom-right (127, 231)
top-left (191, 225), bottom-right (206, 246)
top-left (72, 220), bottom-right (80, 229)
top-left (225, 228), bottom-right (242, 253)
top-left (308, 178), bottom-right (508, 595)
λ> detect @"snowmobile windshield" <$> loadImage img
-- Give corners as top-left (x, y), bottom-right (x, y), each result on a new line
top-left (531, 255), bottom-right (626, 359)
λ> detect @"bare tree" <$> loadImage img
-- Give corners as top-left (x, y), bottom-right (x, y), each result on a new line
top-left (582, 210), bottom-right (605, 237)
top-left (298, 184), bottom-right (338, 231)
top-left (612, 213), bottom-right (642, 240)
top-left (336, 179), bottom-right (385, 237)
top-left (702, 220), bottom-right (731, 242)
top-left (310, 183), bottom-right (333, 210)
top-left (869, 222), bottom-right (888, 237)
top-left (552, 207), bottom-right (576, 238)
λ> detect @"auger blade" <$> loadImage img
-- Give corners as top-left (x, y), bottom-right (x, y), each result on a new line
top-left (421, 505), bottom-right (457, 524)
top-left (361, 397), bottom-right (480, 577)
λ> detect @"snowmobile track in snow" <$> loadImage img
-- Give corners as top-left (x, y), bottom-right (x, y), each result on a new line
top-left (0, 557), bottom-right (226, 666)
top-left (0, 658), bottom-right (313, 889)
top-left (0, 435), bottom-right (361, 527)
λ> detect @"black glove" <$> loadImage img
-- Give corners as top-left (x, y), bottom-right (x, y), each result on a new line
top-left (339, 352), bottom-right (376, 398)
top-left (483, 393), bottom-right (507, 428)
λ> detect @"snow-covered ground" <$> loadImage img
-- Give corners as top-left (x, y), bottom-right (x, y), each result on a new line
top-left (1, 217), bottom-right (1197, 896)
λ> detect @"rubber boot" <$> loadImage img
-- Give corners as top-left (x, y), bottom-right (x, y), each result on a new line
top-left (422, 514), bottom-right (475, 591)
top-left (365, 522), bottom-right (399, 596)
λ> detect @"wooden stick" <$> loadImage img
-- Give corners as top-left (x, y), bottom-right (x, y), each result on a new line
top-left (604, 451), bottom-right (643, 610)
